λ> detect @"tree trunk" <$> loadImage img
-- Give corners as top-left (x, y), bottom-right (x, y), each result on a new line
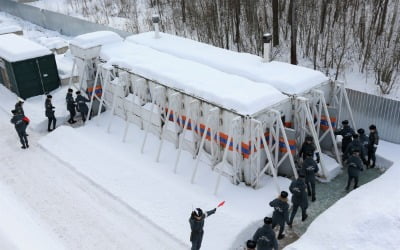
top-left (272, 0), bottom-right (279, 46)
top-left (290, 0), bottom-right (298, 65)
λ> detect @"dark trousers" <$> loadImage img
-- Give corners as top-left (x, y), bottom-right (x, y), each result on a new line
top-left (47, 116), bottom-right (56, 130)
top-left (68, 109), bottom-right (76, 122)
top-left (289, 203), bottom-right (307, 225)
top-left (272, 220), bottom-right (285, 237)
top-left (80, 111), bottom-right (88, 122)
top-left (305, 180), bottom-right (316, 199)
top-left (346, 175), bottom-right (359, 190)
top-left (342, 139), bottom-right (351, 153)
top-left (190, 232), bottom-right (203, 250)
top-left (17, 130), bottom-right (28, 146)
top-left (368, 146), bottom-right (377, 167)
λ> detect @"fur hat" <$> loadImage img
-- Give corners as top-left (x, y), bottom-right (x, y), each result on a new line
top-left (11, 109), bottom-right (16, 114)
top-left (357, 128), bottom-right (365, 134)
top-left (47, 94), bottom-right (52, 98)
top-left (280, 191), bottom-right (288, 199)
top-left (352, 133), bottom-right (359, 139)
top-left (68, 88), bottom-right (73, 93)
top-left (342, 120), bottom-right (349, 125)
top-left (264, 217), bottom-right (273, 224)
top-left (369, 124), bottom-right (376, 130)
top-left (246, 239), bottom-right (257, 248)
top-left (305, 135), bottom-right (313, 141)
top-left (76, 90), bottom-right (81, 95)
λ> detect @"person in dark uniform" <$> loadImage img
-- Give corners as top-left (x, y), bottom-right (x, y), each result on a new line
top-left (301, 152), bottom-right (319, 202)
top-left (10, 110), bottom-right (29, 149)
top-left (189, 207), bottom-right (217, 250)
top-left (45, 95), bottom-right (56, 132)
top-left (298, 135), bottom-right (320, 163)
top-left (357, 128), bottom-right (369, 162)
top-left (75, 91), bottom-right (90, 122)
top-left (288, 173), bottom-right (308, 226)
top-left (15, 100), bottom-right (25, 115)
top-left (269, 191), bottom-right (289, 240)
top-left (367, 125), bottom-right (379, 168)
top-left (334, 120), bottom-right (355, 154)
top-left (346, 149), bottom-right (364, 190)
top-left (66, 88), bottom-right (77, 124)
top-left (344, 134), bottom-right (367, 165)
top-left (252, 217), bottom-right (278, 250)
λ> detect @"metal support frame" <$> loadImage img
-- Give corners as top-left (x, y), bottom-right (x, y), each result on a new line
top-left (174, 99), bottom-right (200, 173)
top-left (310, 89), bottom-right (342, 167)
top-left (141, 86), bottom-right (166, 153)
top-left (250, 110), bottom-right (297, 189)
top-left (156, 92), bottom-right (182, 162)
top-left (294, 97), bottom-right (328, 177)
top-left (333, 80), bottom-right (356, 129)
top-left (214, 116), bottom-right (242, 194)
top-left (191, 107), bottom-right (220, 184)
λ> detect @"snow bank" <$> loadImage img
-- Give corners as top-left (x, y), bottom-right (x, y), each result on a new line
top-left (100, 41), bottom-right (287, 115)
top-left (0, 183), bottom-right (66, 250)
top-left (69, 31), bottom-right (123, 49)
top-left (127, 32), bottom-right (329, 94)
top-left (36, 36), bottom-right (68, 50)
top-left (0, 24), bottom-right (22, 35)
top-left (0, 33), bottom-right (51, 62)
top-left (285, 141), bottom-right (399, 250)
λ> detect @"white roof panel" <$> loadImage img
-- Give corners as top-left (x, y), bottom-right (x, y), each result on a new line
top-left (69, 31), bottom-right (123, 49)
top-left (127, 32), bottom-right (329, 94)
top-left (0, 34), bottom-right (52, 62)
top-left (100, 41), bottom-right (287, 116)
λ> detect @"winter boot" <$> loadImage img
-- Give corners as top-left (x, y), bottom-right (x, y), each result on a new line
top-left (302, 214), bottom-right (308, 221)
top-left (278, 234), bottom-right (285, 240)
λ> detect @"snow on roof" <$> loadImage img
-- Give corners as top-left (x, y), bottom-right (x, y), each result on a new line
top-left (0, 24), bottom-right (22, 35)
top-left (69, 31), bottom-right (123, 49)
top-left (127, 32), bottom-right (329, 95)
top-left (100, 41), bottom-right (287, 116)
top-left (0, 34), bottom-right (52, 62)
top-left (36, 36), bottom-right (68, 50)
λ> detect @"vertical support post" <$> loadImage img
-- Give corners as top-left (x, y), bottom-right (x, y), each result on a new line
top-left (141, 86), bottom-right (163, 153)
top-left (86, 63), bottom-right (103, 126)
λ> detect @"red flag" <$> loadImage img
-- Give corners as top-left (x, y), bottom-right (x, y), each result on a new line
top-left (217, 201), bottom-right (225, 207)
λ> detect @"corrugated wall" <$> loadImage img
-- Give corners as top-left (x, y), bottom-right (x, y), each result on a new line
top-left (341, 88), bottom-right (400, 143)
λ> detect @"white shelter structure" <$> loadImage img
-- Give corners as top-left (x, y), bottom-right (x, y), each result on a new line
top-left (127, 32), bottom-right (356, 179)
top-left (69, 31), bottom-right (302, 193)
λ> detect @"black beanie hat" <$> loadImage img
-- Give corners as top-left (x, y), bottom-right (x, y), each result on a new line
top-left (342, 120), bottom-right (349, 125)
top-left (352, 134), bottom-right (359, 139)
top-left (47, 94), bottom-right (52, 98)
top-left (280, 191), bottom-right (288, 198)
top-left (264, 217), bottom-right (273, 224)
top-left (68, 88), bottom-right (73, 92)
top-left (357, 128), bottom-right (365, 134)
top-left (246, 239), bottom-right (257, 248)
top-left (369, 124), bottom-right (376, 130)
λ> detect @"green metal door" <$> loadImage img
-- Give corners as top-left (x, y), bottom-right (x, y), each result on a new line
top-left (36, 54), bottom-right (60, 93)
top-left (12, 58), bottom-right (43, 99)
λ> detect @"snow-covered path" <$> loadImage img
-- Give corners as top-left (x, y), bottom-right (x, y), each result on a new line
top-left (0, 109), bottom-right (186, 250)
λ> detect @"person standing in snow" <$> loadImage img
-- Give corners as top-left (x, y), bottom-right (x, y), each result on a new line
top-left (367, 125), bottom-right (379, 168)
top-left (334, 120), bottom-right (355, 154)
top-left (344, 134), bottom-right (367, 165)
top-left (345, 149), bottom-right (364, 190)
top-left (45, 94), bottom-right (56, 132)
top-left (10, 109), bottom-right (29, 149)
top-left (15, 99), bottom-right (25, 115)
top-left (269, 191), bottom-right (289, 240)
top-left (75, 91), bottom-right (90, 122)
top-left (288, 173), bottom-right (308, 227)
top-left (252, 217), bottom-right (278, 250)
top-left (66, 88), bottom-right (77, 124)
top-left (301, 152), bottom-right (319, 202)
top-left (357, 128), bottom-right (369, 162)
top-left (189, 207), bottom-right (217, 250)
top-left (298, 135), bottom-right (320, 163)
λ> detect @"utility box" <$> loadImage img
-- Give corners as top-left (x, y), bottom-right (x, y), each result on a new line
top-left (0, 34), bottom-right (60, 99)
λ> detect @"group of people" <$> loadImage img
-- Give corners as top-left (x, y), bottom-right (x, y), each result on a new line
top-left (335, 120), bottom-right (379, 190)
top-left (11, 89), bottom-right (91, 148)
top-left (45, 89), bottom-right (90, 132)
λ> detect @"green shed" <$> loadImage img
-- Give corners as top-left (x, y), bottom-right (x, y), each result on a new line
top-left (0, 34), bottom-right (60, 99)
